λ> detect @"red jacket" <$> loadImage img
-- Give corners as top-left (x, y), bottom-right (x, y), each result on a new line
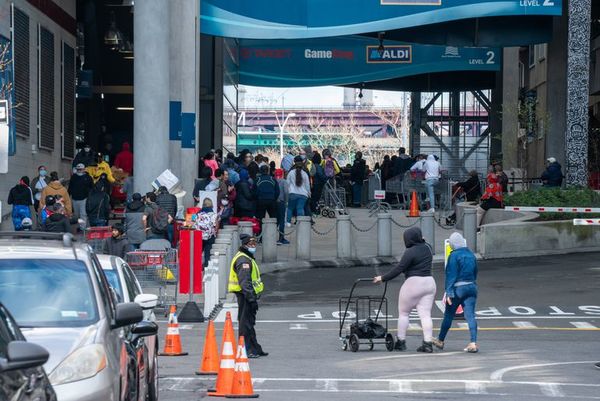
top-left (114, 142), bottom-right (133, 174)
top-left (481, 173), bottom-right (503, 203)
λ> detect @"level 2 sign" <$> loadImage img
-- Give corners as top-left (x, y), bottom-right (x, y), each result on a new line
top-left (520, 0), bottom-right (555, 6)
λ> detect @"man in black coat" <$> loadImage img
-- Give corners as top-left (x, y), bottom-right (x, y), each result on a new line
top-left (102, 223), bottom-right (131, 258)
top-left (155, 186), bottom-right (178, 243)
top-left (392, 147), bottom-right (415, 179)
top-left (69, 163), bottom-right (94, 227)
top-left (350, 152), bottom-right (367, 207)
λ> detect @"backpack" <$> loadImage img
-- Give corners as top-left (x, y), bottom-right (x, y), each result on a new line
top-left (150, 206), bottom-right (170, 233)
top-left (256, 176), bottom-right (276, 198)
top-left (324, 159), bottom-right (336, 178)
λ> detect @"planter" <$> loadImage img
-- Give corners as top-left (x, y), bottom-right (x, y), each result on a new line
top-left (455, 202), bottom-right (537, 230)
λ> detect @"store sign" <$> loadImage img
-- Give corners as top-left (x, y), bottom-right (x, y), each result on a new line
top-left (367, 45), bottom-right (412, 63)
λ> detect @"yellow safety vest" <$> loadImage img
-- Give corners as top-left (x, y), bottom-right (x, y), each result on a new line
top-left (228, 251), bottom-right (264, 295)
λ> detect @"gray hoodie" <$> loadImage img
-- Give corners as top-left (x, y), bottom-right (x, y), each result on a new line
top-left (382, 227), bottom-right (433, 281)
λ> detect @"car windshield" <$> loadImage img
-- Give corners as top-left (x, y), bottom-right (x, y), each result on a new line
top-left (103, 269), bottom-right (124, 303)
top-left (0, 259), bottom-right (99, 327)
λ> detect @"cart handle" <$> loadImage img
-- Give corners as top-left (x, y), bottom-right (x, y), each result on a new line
top-left (338, 278), bottom-right (388, 338)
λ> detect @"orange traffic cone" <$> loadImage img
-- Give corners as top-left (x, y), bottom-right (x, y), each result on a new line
top-left (208, 312), bottom-right (237, 396)
top-left (196, 320), bottom-right (220, 375)
top-left (158, 305), bottom-right (188, 356)
top-left (408, 190), bottom-right (420, 217)
top-left (226, 336), bottom-right (259, 399)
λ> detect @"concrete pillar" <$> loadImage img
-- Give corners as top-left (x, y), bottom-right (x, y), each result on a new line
top-left (168, 0), bottom-right (182, 179)
top-left (463, 208), bottom-right (477, 253)
top-left (211, 244), bottom-right (228, 300)
top-left (501, 47), bottom-right (520, 170)
top-left (295, 216), bottom-right (312, 261)
top-left (377, 213), bottom-right (392, 257)
top-left (133, 0), bottom-right (170, 193)
top-left (224, 225), bottom-right (240, 251)
top-left (180, 0), bottom-right (200, 205)
top-left (565, 0), bottom-right (591, 186)
top-left (420, 211), bottom-right (435, 254)
top-left (337, 215), bottom-right (352, 258)
top-left (214, 237), bottom-right (232, 271)
top-left (261, 218), bottom-right (278, 263)
top-left (238, 221), bottom-right (254, 237)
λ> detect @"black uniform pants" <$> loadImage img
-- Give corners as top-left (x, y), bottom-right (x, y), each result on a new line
top-left (235, 292), bottom-right (263, 355)
top-left (256, 200), bottom-right (277, 220)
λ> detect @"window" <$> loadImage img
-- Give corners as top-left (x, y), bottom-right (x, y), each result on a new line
top-left (38, 25), bottom-right (54, 150)
top-left (62, 42), bottom-right (75, 159)
top-left (90, 254), bottom-right (115, 320)
top-left (104, 268), bottom-right (124, 303)
top-left (121, 263), bottom-right (141, 301)
top-left (12, 6), bottom-right (30, 138)
top-left (528, 45), bottom-right (535, 68)
top-left (537, 43), bottom-right (547, 62)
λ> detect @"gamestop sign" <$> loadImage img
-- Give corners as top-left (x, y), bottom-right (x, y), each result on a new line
top-left (304, 48), bottom-right (354, 60)
top-left (366, 45), bottom-right (412, 63)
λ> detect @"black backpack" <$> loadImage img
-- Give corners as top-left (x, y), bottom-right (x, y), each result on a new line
top-left (150, 206), bottom-right (170, 233)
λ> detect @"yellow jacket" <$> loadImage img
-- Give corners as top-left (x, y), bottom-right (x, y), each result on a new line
top-left (86, 162), bottom-right (115, 184)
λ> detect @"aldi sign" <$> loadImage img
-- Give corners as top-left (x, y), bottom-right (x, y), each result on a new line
top-left (367, 45), bottom-right (412, 63)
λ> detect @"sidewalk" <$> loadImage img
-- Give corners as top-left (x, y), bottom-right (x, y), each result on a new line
top-left (257, 208), bottom-right (462, 272)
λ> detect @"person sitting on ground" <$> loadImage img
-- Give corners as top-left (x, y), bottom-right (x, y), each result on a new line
top-left (39, 195), bottom-right (56, 228)
top-left (102, 223), bottom-right (131, 258)
top-left (41, 203), bottom-right (71, 233)
top-left (477, 171), bottom-right (503, 227)
top-left (40, 172), bottom-right (72, 216)
top-left (541, 157), bottom-right (563, 187)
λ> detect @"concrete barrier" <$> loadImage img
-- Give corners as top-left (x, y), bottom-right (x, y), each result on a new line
top-left (337, 215), bottom-right (352, 258)
top-left (420, 211), bottom-right (435, 254)
top-left (210, 244), bottom-right (229, 299)
top-left (237, 221), bottom-right (254, 237)
top-left (224, 225), bottom-right (240, 251)
top-left (262, 218), bottom-right (278, 263)
top-left (463, 208), bottom-right (477, 252)
top-left (480, 220), bottom-right (600, 259)
top-left (455, 202), bottom-right (537, 230)
top-left (377, 213), bottom-right (392, 257)
top-left (296, 216), bottom-right (312, 260)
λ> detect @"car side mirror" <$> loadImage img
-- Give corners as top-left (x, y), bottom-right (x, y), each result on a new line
top-left (131, 320), bottom-right (158, 340)
top-left (113, 302), bottom-right (143, 329)
top-left (134, 293), bottom-right (158, 310)
top-left (0, 341), bottom-right (49, 372)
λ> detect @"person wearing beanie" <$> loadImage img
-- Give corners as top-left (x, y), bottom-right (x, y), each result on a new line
top-left (102, 223), bottom-right (131, 258)
top-left (373, 227), bottom-right (436, 353)
top-left (228, 234), bottom-right (267, 358)
top-left (432, 232), bottom-right (479, 353)
top-left (8, 176), bottom-right (34, 231)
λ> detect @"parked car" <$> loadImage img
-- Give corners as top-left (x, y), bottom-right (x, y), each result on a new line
top-left (98, 254), bottom-right (159, 401)
top-left (0, 302), bottom-right (56, 401)
top-left (0, 232), bottom-right (154, 401)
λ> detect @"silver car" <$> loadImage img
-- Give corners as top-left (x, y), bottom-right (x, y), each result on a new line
top-left (98, 255), bottom-right (159, 401)
top-left (0, 232), bottom-right (151, 401)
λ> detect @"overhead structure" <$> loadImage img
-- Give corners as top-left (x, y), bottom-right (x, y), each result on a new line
top-left (201, 0), bottom-right (562, 46)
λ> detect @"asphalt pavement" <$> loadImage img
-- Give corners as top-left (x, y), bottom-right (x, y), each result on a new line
top-left (157, 252), bottom-right (600, 400)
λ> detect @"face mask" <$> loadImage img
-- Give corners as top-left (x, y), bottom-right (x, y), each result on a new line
top-left (221, 200), bottom-right (229, 206)
top-left (84, 147), bottom-right (91, 152)
top-left (39, 170), bottom-right (47, 177)
top-left (76, 171), bottom-right (85, 176)
top-left (247, 247), bottom-right (256, 254)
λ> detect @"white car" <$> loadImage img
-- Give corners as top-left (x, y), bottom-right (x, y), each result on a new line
top-left (97, 255), bottom-right (159, 401)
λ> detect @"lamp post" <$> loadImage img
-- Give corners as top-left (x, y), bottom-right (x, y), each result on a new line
top-left (270, 110), bottom-right (296, 160)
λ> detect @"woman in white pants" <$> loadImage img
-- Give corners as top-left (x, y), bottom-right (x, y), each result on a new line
top-left (374, 227), bottom-right (436, 352)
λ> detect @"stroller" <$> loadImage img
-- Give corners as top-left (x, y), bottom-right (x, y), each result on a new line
top-left (339, 278), bottom-right (395, 352)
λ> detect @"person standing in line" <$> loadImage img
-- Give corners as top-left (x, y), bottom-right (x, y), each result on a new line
top-left (274, 169), bottom-right (290, 245)
top-left (102, 223), bottom-right (131, 258)
top-left (72, 144), bottom-right (95, 168)
top-left (203, 151), bottom-right (219, 179)
top-left (40, 172), bottom-right (72, 216)
top-left (310, 152), bottom-right (326, 216)
top-left (69, 163), bottom-right (94, 228)
top-left (350, 151), bottom-right (367, 208)
top-left (31, 166), bottom-right (50, 212)
top-left (432, 232), bottom-right (479, 353)
top-left (234, 169), bottom-right (257, 218)
top-left (86, 153), bottom-right (115, 185)
top-left (125, 193), bottom-right (146, 250)
top-left (286, 156), bottom-right (311, 227)
top-left (86, 182), bottom-right (111, 227)
top-left (193, 166), bottom-right (214, 204)
top-left (156, 186), bottom-right (178, 243)
top-left (113, 142), bottom-right (134, 175)
top-left (41, 203), bottom-right (72, 233)
top-left (373, 227), bottom-right (437, 353)
top-left (7, 176), bottom-right (34, 231)
top-left (193, 198), bottom-right (220, 265)
top-left (228, 234), bottom-right (267, 358)
top-left (392, 147), bottom-right (415, 178)
top-left (423, 155), bottom-right (441, 212)
top-left (254, 165), bottom-right (280, 220)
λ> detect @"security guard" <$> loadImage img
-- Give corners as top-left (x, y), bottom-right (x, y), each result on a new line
top-left (228, 234), bottom-right (267, 358)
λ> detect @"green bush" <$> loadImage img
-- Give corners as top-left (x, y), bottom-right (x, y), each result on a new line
top-left (504, 188), bottom-right (600, 221)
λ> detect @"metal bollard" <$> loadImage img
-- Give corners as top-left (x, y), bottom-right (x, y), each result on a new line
top-left (377, 213), bottom-right (392, 257)
top-left (224, 225), bottom-right (240, 251)
top-left (261, 218), bottom-right (278, 263)
top-left (295, 216), bottom-right (312, 261)
top-left (420, 211), bottom-right (435, 255)
top-left (463, 208), bottom-right (477, 252)
top-left (336, 214), bottom-right (352, 258)
top-left (238, 221), bottom-right (254, 237)
top-left (211, 245), bottom-right (229, 300)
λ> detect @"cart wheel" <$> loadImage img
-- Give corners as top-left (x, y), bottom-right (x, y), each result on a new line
top-left (328, 210), bottom-right (336, 219)
top-left (342, 340), bottom-right (348, 351)
top-left (321, 209), bottom-right (329, 217)
top-left (368, 340), bottom-right (374, 351)
top-left (349, 334), bottom-right (360, 352)
top-left (385, 333), bottom-right (395, 352)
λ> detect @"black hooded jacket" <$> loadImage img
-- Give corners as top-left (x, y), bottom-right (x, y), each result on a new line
top-left (42, 212), bottom-right (71, 233)
top-left (8, 184), bottom-right (33, 206)
top-left (382, 227), bottom-right (433, 281)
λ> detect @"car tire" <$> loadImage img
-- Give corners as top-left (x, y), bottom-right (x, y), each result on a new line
top-left (147, 349), bottom-right (159, 401)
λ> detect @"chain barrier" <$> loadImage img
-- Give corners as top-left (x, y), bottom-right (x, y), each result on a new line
top-left (391, 217), bottom-right (420, 228)
top-left (278, 225), bottom-right (298, 238)
top-left (311, 222), bottom-right (337, 236)
top-left (350, 219), bottom-right (378, 233)
top-left (435, 217), bottom-right (456, 231)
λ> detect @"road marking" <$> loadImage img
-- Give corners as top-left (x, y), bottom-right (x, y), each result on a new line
top-left (513, 321), bottom-right (537, 329)
top-left (457, 322), bottom-right (469, 329)
top-left (317, 379), bottom-right (338, 392)
top-left (388, 379), bottom-right (412, 393)
top-left (465, 381), bottom-right (488, 395)
top-left (570, 322), bottom-right (597, 329)
top-left (179, 324), bottom-right (193, 330)
top-left (408, 323), bottom-right (421, 330)
top-left (490, 361), bottom-right (598, 382)
top-left (351, 351), bottom-right (462, 363)
top-left (289, 323), bottom-right (307, 330)
top-left (435, 300), bottom-right (446, 313)
top-left (254, 315), bottom-right (600, 323)
top-left (539, 383), bottom-right (565, 397)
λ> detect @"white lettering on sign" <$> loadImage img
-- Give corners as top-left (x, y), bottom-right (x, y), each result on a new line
top-left (579, 306), bottom-right (600, 315)
top-left (332, 311), bottom-right (356, 319)
top-left (476, 307), bottom-right (502, 316)
top-left (297, 311), bottom-right (323, 319)
top-left (305, 49), bottom-right (332, 59)
top-left (508, 306), bottom-right (536, 315)
top-left (543, 0), bottom-right (555, 5)
top-left (549, 306), bottom-right (575, 316)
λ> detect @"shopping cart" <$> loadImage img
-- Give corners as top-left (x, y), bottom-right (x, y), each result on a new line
top-left (126, 249), bottom-right (179, 309)
top-left (84, 227), bottom-right (112, 253)
top-left (320, 179), bottom-right (348, 218)
top-left (339, 278), bottom-right (395, 352)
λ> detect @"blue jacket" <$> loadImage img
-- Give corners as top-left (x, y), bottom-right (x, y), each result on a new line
top-left (445, 247), bottom-right (477, 298)
top-left (254, 174), bottom-right (280, 201)
top-left (541, 162), bottom-right (563, 187)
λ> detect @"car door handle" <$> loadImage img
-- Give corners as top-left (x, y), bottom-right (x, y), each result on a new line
top-left (25, 373), bottom-right (38, 395)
